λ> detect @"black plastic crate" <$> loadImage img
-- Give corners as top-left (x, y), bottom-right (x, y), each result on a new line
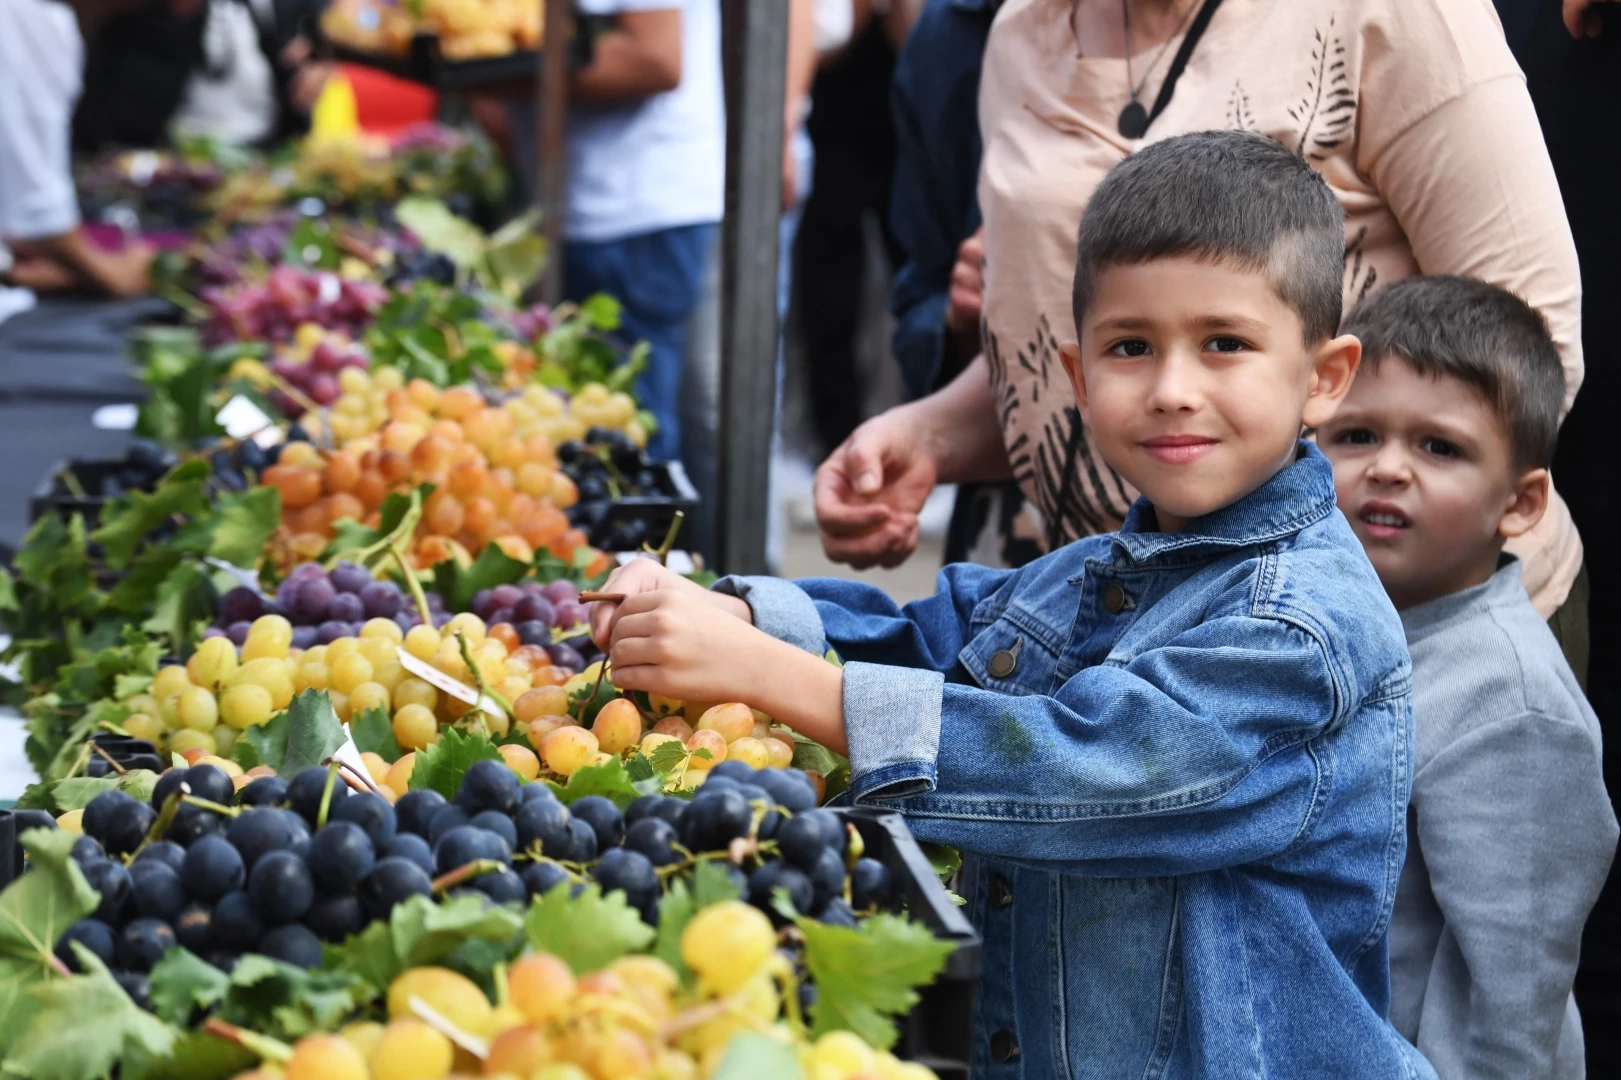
top-left (588, 459), bottom-right (701, 551)
top-left (29, 457), bottom-right (128, 528)
top-left (836, 807), bottom-right (980, 1080)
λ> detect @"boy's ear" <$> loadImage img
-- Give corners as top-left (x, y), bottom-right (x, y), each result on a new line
top-left (1299, 333), bottom-right (1363, 429)
top-left (1498, 467), bottom-right (1550, 540)
top-left (1059, 342), bottom-right (1088, 420)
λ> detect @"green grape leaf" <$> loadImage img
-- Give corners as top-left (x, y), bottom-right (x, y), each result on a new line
top-left (331, 893), bottom-right (523, 990)
top-left (430, 543), bottom-right (529, 614)
top-left (147, 948), bottom-right (231, 1024)
top-left (349, 706), bottom-right (402, 763)
top-left (2, 947), bottom-right (176, 1080)
top-left (230, 710), bottom-right (288, 771)
top-left (107, 549), bottom-right (185, 615)
top-left (624, 751), bottom-right (655, 782)
top-left (212, 954), bottom-right (370, 1041)
top-left (408, 725), bottom-right (502, 799)
top-left (651, 860), bottom-right (742, 976)
top-left (797, 912), bottom-right (954, 1050)
top-left (395, 197), bottom-right (487, 269)
top-left (123, 1026), bottom-right (256, 1080)
top-left (50, 769), bottom-right (160, 812)
top-left (141, 560), bottom-right (216, 658)
top-left (0, 828), bottom-right (102, 1051)
top-left (89, 460), bottom-right (212, 569)
top-left (645, 740), bottom-right (691, 775)
top-left (710, 1032), bottom-right (804, 1080)
top-left (208, 486), bottom-right (281, 569)
top-left (919, 842), bottom-right (962, 884)
top-left (789, 731), bottom-right (851, 802)
top-left (523, 883), bottom-right (655, 973)
top-left (279, 690), bottom-right (347, 776)
top-left (578, 292), bottom-right (621, 331)
top-left (554, 757), bottom-right (656, 810)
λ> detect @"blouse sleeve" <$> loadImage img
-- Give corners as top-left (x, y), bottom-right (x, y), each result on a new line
top-left (1361, 73), bottom-right (1583, 414)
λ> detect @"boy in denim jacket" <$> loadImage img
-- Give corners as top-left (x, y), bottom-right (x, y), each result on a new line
top-left (1320, 277), bottom-right (1616, 1080)
top-left (590, 131), bottom-right (1431, 1079)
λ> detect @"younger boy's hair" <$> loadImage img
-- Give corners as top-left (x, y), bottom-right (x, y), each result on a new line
top-left (1343, 276), bottom-right (1565, 469)
top-left (1072, 130), bottom-right (1345, 344)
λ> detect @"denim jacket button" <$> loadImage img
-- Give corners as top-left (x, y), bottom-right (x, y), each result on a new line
top-left (990, 877), bottom-right (1013, 908)
top-left (987, 636), bottom-right (1022, 679)
top-left (991, 1030), bottom-right (1020, 1062)
top-left (1102, 582), bottom-right (1131, 614)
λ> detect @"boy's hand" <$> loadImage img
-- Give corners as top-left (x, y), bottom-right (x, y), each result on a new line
top-left (605, 589), bottom-right (771, 704)
top-left (587, 557), bottom-right (749, 648)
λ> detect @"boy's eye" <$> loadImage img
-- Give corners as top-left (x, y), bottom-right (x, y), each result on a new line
top-left (1109, 339), bottom-right (1152, 358)
top-left (1206, 335), bottom-right (1249, 353)
top-left (1421, 437), bottom-right (1460, 458)
top-left (1333, 427), bottom-right (1377, 445)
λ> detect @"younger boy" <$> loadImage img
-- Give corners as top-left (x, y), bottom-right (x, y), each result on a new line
top-left (591, 131), bottom-right (1432, 1078)
top-left (1320, 276), bottom-right (1616, 1080)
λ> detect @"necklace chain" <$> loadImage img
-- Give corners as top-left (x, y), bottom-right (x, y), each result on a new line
top-left (1122, 0), bottom-right (1199, 104)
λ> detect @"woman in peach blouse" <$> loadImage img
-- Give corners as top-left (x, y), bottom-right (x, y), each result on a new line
top-left (815, 0), bottom-right (1586, 650)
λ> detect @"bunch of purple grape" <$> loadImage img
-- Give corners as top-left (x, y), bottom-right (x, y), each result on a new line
top-left (266, 337), bottom-right (370, 416)
top-left (200, 267), bottom-right (388, 347)
top-left (470, 579), bottom-right (597, 668)
top-left (504, 303), bottom-right (555, 341)
top-left (208, 562), bottom-right (437, 649)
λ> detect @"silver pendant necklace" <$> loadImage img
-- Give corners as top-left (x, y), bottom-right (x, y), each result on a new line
top-left (1118, 0), bottom-right (1197, 138)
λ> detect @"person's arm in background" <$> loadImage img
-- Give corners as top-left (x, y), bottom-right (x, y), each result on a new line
top-left (783, 0), bottom-right (820, 210)
top-left (570, 7), bottom-right (682, 103)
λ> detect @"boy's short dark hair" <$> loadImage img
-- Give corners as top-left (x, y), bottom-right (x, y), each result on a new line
top-left (1072, 130), bottom-right (1345, 344)
top-left (1344, 276), bottom-right (1564, 469)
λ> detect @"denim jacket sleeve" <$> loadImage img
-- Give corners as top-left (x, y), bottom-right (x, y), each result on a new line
top-left (717, 572), bottom-right (1346, 877)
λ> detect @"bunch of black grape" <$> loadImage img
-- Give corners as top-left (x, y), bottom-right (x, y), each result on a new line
top-left (50, 763), bottom-right (438, 1008)
top-left (559, 429), bottom-right (668, 551)
top-left (396, 758), bottom-right (897, 930)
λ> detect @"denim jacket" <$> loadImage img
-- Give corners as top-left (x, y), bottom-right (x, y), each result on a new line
top-left (719, 445), bottom-right (1434, 1079)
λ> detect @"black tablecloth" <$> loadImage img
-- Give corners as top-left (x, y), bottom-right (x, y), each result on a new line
top-left (0, 296), bottom-right (166, 402)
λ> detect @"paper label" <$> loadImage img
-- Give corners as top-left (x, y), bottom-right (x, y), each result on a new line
top-left (203, 557), bottom-right (264, 594)
top-left (334, 726), bottom-right (373, 788)
top-left (396, 646), bottom-right (504, 718)
top-left (216, 395), bottom-right (280, 447)
top-left (92, 403), bottom-right (138, 431)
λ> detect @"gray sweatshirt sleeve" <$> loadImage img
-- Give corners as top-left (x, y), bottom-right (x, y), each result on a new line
top-left (1412, 712), bottom-right (1618, 1079)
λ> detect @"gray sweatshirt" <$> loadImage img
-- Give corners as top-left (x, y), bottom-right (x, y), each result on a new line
top-left (1389, 557), bottom-right (1616, 1080)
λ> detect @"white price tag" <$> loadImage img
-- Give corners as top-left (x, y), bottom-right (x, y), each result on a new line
top-left (92, 403), bottom-right (138, 431)
top-left (334, 726), bottom-right (373, 788)
top-left (396, 646), bottom-right (504, 719)
top-left (203, 557), bottom-right (264, 594)
top-left (216, 395), bottom-right (280, 447)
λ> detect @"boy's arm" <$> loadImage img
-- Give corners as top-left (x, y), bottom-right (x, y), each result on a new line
top-left (1408, 714), bottom-right (1617, 1078)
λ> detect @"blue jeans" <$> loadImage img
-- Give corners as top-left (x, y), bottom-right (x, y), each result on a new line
top-left (564, 222), bottom-right (718, 461)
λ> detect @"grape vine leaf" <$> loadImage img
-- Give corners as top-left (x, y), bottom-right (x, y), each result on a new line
top-left (645, 740), bottom-right (690, 775)
top-left (349, 706), bottom-right (402, 763)
top-left (142, 560), bottom-right (215, 658)
top-left (208, 487), bottom-right (281, 569)
top-left (651, 860), bottom-right (742, 975)
top-left (409, 725), bottom-right (503, 799)
top-left (795, 912), bottom-right (954, 1050)
top-left (50, 769), bottom-right (160, 812)
top-left (230, 710), bottom-right (288, 771)
top-left (279, 690), bottom-right (347, 776)
top-left (624, 750), bottom-right (655, 782)
top-left (430, 542), bottom-right (528, 613)
top-left (789, 731), bottom-right (851, 802)
top-left (0, 828), bottom-right (101, 1052)
top-left (553, 757), bottom-right (658, 810)
top-left (218, 954), bottom-right (371, 1039)
top-left (90, 460), bottom-right (212, 569)
top-left (148, 947), bottom-right (231, 1024)
top-left (2, 946), bottom-right (175, 1080)
top-left (122, 1027), bottom-right (256, 1080)
top-left (523, 883), bottom-right (655, 973)
top-left (332, 894), bottom-right (523, 990)
top-left (710, 1032), bottom-right (804, 1080)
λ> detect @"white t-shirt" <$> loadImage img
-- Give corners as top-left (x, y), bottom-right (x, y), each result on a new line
top-left (566, 0), bottom-right (724, 243)
top-left (172, 0), bottom-right (280, 146)
top-left (0, 0), bottom-right (83, 240)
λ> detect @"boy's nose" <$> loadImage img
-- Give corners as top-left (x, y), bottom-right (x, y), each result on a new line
top-left (1144, 355), bottom-right (1201, 414)
top-left (1365, 443), bottom-right (1412, 485)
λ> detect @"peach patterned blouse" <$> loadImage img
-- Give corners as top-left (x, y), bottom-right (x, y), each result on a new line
top-left (977, 0), bottom-right (1583, 615)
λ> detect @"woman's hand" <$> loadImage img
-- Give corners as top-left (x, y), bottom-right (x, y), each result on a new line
top-left (946, 228), bottom-right (984, 336)
top-left (1565, 0), bottom-right (1613, 37)
top-left (813, 405), bottom-right (940, 569)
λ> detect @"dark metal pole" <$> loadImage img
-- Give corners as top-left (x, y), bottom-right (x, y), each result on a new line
top-left (535, 0), bottom-right (570, 305)
top-left (716, 0), bottom-right (788, 575)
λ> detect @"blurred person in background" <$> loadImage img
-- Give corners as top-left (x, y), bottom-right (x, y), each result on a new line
top-left (0, 0), bottom-right (156, 296)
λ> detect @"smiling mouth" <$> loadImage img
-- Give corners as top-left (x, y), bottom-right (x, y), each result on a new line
top-left (1358, 504), bottom-right (1411, 537)
top-left (1140, 435), bottom-right (1219, 463)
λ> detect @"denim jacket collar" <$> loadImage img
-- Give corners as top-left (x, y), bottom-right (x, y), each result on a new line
top-left (1110, 441), bottom-right (1338, 565)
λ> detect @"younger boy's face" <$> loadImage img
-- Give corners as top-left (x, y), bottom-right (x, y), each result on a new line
top-left (1319, 357), bottom-right (1547, 610)
top-left (1063, 256), bottom-right (1357, 532)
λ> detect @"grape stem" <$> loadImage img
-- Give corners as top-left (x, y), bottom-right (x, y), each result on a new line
top-left (391, 541), bottom-right (434, 628)
top-left (89, 744), bottom-right (128, 776)
top-left (315, 761), bottom-right (342, 829)
top-left (181, 793), bottom-right (241, 819)
top-left (201, 1018), bottom-right (293, 1064)
top-left (431, 857), bottom-right (504, 892)
top-left (131, 789), bottom-right (186, 860)
top-left (454, 630), bottom-right (514, 724)
top-left (644, 510), bottom-right (685, 567)
top-left (321, 754), bottom-right (383, 797)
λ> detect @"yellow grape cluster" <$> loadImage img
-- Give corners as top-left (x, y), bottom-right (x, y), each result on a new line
top-left (264, 910), bottom-right (937, 1080)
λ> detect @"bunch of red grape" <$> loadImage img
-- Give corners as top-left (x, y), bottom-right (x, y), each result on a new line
top-left (201, 267), bottom-right (388, 346)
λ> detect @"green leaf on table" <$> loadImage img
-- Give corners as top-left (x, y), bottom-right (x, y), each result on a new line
top-left (90, 460), bottom-right (211, 569)
top-left (484, 211), bottom-right (547, 300)
top-left (349, 707), bottom-right (402, 763)
top-left (710, 1032), bottom-right (803, 1080)
top-left (578, 293), bottom-right (621, 331)
top-left (107, 549), bottom-right (184, 615)
top-left (230, 711), bottom-right (288, 772)
top-left (279, 690), bottom-right (347, 776)
top-left (554, 757), bottom-right (655, 810)
top-left (645, 739), bottom-right (691, 776)
top-left (797, 912), bottom-right (954, 1050)
top-left (651, 859), bottom-right (741, 975)
top-left (51, 769), bottom-right (160, 812)
top-left (409, 725), bottom-right (502, 799)
top-left (331, 893), bottom-right (523, 989)
top-left (2, 947), bottom-right (176, 1080)
top-left (919, 842), bottom-right (962, 884)
top-left (395, 197), bottom-right (486, 269)
top-left (430, 542), bottom-right (529, 613)
top-left (523, 883), bottom-right (655, 974)
top-left (148, 948), bottom-right (231, 1024)
top-left (208, 486), bottom-right (280, 569)
top-left (124, 1026), bottom-right (256, 1080)
top-left (142, 560), bottom-right (216, 657)
top-left (0, 828), bottom-right (102, 1052)
top-left (624, 751), bottom-right (655, 783)
top-left (210, 954), bottom-right (370, 1040)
